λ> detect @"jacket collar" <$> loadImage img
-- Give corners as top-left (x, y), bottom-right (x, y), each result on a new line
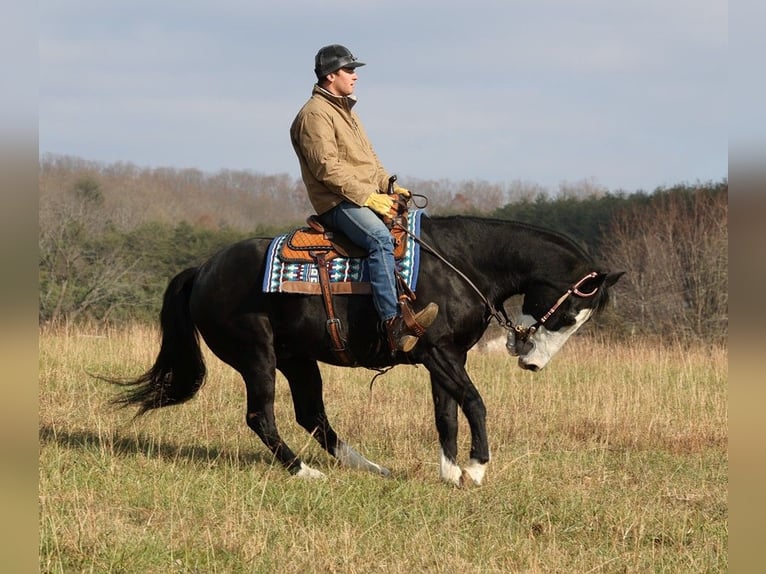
top-left (313, 84), bottom-right (358, 111)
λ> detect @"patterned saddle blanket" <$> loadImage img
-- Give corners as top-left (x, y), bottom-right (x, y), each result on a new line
top-left (263, 209), bottom-right (424, 295)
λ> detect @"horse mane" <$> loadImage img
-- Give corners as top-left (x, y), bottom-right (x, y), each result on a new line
top-left (430, 214), bottom-right (594, 262)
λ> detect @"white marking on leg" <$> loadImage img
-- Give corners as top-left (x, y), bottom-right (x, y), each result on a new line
top-left (334, 441), bottom-right (391, 476)
top-left (462, 458), bottom-right (488, 485)
top-left (439, 449), bottom-right (463, 486)
top-left (294, 462), bottom-right (326, 480)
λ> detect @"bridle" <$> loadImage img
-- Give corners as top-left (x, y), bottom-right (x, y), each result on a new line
top-left (509, 271), bottom-right (599, 345)
top-left (395, 218), bottom-right (600, 344)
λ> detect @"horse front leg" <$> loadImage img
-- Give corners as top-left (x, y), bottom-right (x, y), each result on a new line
top-left (221, 321), bottom-right (325, 479)
top-left (425, 348), bottom-right (490, 486)
top-left (430, 382), bottom-right (462, 484)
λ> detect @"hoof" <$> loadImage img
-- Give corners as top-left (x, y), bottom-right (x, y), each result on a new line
top-left (461, 459), bottom-right (487, 486)
top-left (440, 452), bottom-right (487, 487)
top-left (459, 469), bottom-right (482, 487)
top-left (439, 450), bottom-right (463, 486)
top-left (294, 462), bottom-right (327, 480)
top-left (377, 465), bottom-right (392, 477)
top-left (335, 441), bottom-right (391, 477)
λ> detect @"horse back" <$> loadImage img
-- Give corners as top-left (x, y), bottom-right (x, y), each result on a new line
top-left (191, 237), bottom-right (274, 317)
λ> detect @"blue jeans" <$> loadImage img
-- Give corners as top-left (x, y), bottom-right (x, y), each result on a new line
top-left (318, 201), bottom-right (399, 321)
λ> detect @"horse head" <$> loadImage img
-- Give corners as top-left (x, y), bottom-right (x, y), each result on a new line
top-left (507, 270), bottom-right (624, 371)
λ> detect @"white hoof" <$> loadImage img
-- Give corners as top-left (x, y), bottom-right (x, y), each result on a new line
top-left (294, 462), bottom-right (326, 480)
top-left (461, 458), bottom-right (487, 486)
top-left (439, 450), bottom-right (463, 486)
top-left (335, 441), bottom-right (391, 477)
top-left (439, 451), bottom-right (488, 486)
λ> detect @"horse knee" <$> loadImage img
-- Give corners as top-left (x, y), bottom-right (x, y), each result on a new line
top-left (435, 413), bottom-right (458, 434)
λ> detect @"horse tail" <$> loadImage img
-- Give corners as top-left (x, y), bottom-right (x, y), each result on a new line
top-left (111, 267), bottom-right (206, 416)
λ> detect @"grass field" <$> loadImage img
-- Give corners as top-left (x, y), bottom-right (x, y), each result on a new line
top-left (39, 325), bottom-right (727, 573)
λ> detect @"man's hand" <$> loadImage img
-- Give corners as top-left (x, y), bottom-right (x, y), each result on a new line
top-left (393, 185), bottom-right (411, 198)
top-left (364, 193), bottom-right (395, 216)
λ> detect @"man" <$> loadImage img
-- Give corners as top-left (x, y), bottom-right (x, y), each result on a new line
top-left (290, 44), bottom-right (438, 354)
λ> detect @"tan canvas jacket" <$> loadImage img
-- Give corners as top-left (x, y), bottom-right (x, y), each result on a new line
top-left (290, 85), bottom-right (391, 215)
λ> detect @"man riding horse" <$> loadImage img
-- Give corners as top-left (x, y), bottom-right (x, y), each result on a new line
top-left (290, 44), bottom-right (438, 354)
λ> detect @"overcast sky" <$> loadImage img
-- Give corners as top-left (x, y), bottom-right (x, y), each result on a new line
top-left (39, 0), bottom-right (728, 193)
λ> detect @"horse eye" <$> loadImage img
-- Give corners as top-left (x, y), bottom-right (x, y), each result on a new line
top-left (560, 312), bottom-right (577, 327)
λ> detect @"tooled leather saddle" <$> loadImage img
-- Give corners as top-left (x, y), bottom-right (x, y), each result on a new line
top-left (277, 214), bottom-right (408, 263)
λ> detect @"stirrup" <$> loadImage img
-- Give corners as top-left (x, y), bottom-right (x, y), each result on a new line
top-left (385, 302), bottom-right (439, 354)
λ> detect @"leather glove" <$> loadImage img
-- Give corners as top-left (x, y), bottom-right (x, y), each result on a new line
top-left (364, 193), bottom-right (395, 216)
top-left (393, 185), bottom-right (411, 198)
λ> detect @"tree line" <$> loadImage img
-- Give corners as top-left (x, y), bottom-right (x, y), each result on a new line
top-left (38, 154), bottom-right (727, 343)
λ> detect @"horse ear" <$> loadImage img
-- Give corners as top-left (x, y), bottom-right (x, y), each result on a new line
top-left (576, 270), bottom-right (625, 296)
top-left (602, 270), bottom-right (625, 287)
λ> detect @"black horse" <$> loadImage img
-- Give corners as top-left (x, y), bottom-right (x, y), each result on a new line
top-left (112, 215), bottom-right (622, 485)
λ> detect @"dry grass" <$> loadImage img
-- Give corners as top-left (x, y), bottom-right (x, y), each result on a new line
top-left (39, 325), bottom-right (727, 573)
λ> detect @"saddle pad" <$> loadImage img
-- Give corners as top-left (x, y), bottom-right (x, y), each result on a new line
top-left (263, 209), bottom-right (424, 295)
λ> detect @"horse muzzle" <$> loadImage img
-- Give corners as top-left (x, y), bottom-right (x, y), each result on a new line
top-left (506, 328), bottom-right (534, 358)
top-left (507, 329), bottom-right (546, 371)
top-left (518, 357), bottom-right (541, 371)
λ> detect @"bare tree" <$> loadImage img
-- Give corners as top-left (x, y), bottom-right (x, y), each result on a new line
top-left (601, 184), bottom-right (727, 342)
top-left (39, 177), bottom-right (142, 325)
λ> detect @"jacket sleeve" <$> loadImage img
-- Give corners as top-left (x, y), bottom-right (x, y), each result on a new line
top-left (293, 111), bottom-right (380, 206)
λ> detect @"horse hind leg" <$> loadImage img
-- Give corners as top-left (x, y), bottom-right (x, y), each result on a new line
top-left (240, 363), bottom-right (324, 479)
top-left (243, 367), bottom-right (325, 479)
top-left (278, 356), bottom-right (390, 477)
top-left (211, 320), bottom-right (325, 479)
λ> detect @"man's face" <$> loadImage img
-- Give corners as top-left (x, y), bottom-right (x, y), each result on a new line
top-left (326, 67), bottom-right (358, 97)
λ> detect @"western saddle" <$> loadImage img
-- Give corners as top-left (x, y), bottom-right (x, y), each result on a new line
top-left (278, 194), bottom-right (420, 366)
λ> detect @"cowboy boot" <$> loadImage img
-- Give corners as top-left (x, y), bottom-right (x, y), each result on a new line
top-left (385, 302), bottom-right (439, 353)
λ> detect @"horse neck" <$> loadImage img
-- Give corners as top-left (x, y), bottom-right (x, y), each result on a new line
top-left (424, 216), bottom-right (588, 301)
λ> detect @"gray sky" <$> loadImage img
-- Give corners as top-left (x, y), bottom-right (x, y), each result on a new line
top-left (39, 0), bottom-right (728, 193)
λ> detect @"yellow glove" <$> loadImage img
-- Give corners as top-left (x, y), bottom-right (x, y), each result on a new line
top-left (393, 185), bottom-right (411, 198)
top-left (364, 193), bottom-right (395, 216)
